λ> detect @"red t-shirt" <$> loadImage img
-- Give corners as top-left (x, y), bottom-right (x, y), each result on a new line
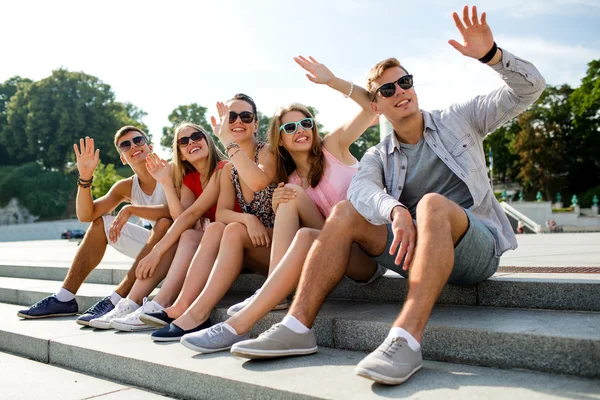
top-left (182, 160), bottom-right (239, 222)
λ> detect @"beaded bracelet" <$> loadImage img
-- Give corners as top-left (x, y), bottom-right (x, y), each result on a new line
top-left (344, 81), bottom-right (354, 98)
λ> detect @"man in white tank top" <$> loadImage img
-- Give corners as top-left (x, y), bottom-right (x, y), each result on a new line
top-left (18, 126), bottom-right (175, 325)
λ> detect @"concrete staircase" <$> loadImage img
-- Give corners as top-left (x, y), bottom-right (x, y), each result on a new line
top-left (1, 258), bottom-right (599, 398)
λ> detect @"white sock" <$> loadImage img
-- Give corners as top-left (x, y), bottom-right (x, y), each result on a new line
top-left (55, 288), bottom-right (75, 302)
top-left (388, 327), bottom-right (421, 352)
top-left (222, 322), bottom-right (238, 335)
top-left (109, 291), bottom-right (122, 306)
top-left (282, 315), bottom-right (310, 334)
top-left (121, 298), bottom-right (140, 309)
top-left (150, 300), bottom-right (164, 310)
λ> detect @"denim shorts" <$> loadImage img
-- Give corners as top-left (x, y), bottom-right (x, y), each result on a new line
top-left (370, 209), bottom-right (499, 286)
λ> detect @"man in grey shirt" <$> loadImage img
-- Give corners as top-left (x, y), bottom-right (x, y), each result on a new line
top-left (229, 6), bottom-right (545, 385)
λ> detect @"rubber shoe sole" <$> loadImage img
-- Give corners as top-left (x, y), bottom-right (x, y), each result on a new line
top-left (17, 312), bottom-right (77, 319)
top-left (88, 319), bottom-right (113, 330)
top-left (111, 320), bottom-right (155, 332)
top-left (355, 364), bottom-right (422, 385)
top-left (75, 319), bottom-right (91, 327)
top-left (151, 335), bottom-right (182, 342)
top-left (180, 337), bottom-right (232, 354)
top-left (139, 314), bottom-right (169, 328)
top-left (231, 345), bottom-right (318, 359)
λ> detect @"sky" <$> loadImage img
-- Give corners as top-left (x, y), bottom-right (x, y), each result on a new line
top-left (1, 0), bottom-right (599, 158)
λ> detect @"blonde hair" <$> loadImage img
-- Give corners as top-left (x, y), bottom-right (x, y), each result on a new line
top-left (171, 122), bottom-right (225, 197)
top-left (267, 103), bottom-right (325, 188)
top-left (113, 126), bottom-right (149, 151)
top-left (366, 58), bottom-right (409, 101)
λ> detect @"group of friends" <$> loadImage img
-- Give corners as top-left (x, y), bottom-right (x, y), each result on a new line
top-left (16, 6), bottom-right (545, 385)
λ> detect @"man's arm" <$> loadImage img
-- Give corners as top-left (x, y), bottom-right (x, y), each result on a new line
top-left (448, 6), bottom-right (546, 137)
top-left (347, 148), bottom-right (406, 225)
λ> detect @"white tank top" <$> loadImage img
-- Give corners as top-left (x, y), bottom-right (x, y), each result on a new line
top-left (130, 175), bottom-right (167, 226)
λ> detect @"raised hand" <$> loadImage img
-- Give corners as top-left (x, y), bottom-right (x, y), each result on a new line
top-left (145, 153), bottom-right (172, 185)
top-left (448, 5), bottom-right (495, 59)
top-left (73, 137), bottom-right (100, 180)
top-left (293, 56), bottom-right (335, 85)
top-left (211, 101), bottom-right (235, 145)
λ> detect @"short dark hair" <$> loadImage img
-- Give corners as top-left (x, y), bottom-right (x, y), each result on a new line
top-left (113, 126), bottom-right (149, 151)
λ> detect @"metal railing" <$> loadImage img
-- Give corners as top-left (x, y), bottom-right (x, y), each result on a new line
top-left (500, 201), bottom-right (544, 233)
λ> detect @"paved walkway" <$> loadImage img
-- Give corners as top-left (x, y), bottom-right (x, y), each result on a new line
top-left (0, 232), bottom-right (598, 269)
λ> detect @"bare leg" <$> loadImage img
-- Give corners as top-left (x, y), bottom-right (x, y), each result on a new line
top-left (146, 229), bottom-right (204, 307)
top-left (126, 232), bottom-right (184, 305)
top-left (227, 227), bottom-right (319, 334)
top-left (112, 218), bottom-right (173, 298)
top-left (269, 184), bottom-right (324, 274)
top-left (288, 201), bottom-right (388, 328)
top-left (391, 193), bottom-right (468, 342)
top-left (174, 222), bottom-right (271, 330)
top-left (163, 222), bottom-right (226, 319)
top-left (62, 217), bottom-right (108, 294)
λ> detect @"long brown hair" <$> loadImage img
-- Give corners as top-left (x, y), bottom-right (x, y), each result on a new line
top-left (171, 122), bottom-right (225, 197)
top-left (268, 104), bottom-right (325, 188)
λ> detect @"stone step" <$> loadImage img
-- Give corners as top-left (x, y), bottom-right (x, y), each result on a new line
top-left (2, 279), bottom-right (599, 378)
top-left (2, 266), bottom-right (600, 312)
top-left (0, 351), bottom-right (167, 399)
top-left (0, 304), bottom-right (597, 400)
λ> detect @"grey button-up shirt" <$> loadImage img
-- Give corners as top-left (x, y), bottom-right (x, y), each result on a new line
top-left (348, 49), bottom-right (546, 256)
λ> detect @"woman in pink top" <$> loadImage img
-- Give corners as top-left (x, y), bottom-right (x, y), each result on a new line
top-left (182, 57), bottom-right (385, 353)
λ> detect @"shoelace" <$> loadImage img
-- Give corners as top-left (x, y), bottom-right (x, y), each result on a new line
top-left (123, 298), bottom-right (152, 321)
top-left (85, 297), bottom-right (111, 314)
top-left (207, 324), bottom-right (226, 338)
top-left (260, 323), bottom-right (282, 337)
top-left (32, 296), bottom-right (54, 308)
top-left (378, 337), bottom-right (404, 359)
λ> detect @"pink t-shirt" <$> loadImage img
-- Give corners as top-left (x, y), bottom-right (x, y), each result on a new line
top-left (288, 148), bottom-right (358, 218)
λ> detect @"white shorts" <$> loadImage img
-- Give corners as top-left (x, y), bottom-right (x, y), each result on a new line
top-left (102, 215), bottom-right (151, 259)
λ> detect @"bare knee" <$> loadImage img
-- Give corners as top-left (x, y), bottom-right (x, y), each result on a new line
top-left (222, 222), bottom-right (248, 241)
top-left (296, 227), bottom-right (319, 243)
top-left (180, 228), bottom-right (200, 244)
top-left (205, 221), bottom-right (226, 236)
top-left (89, 217), bottom-right (105, 233)
top-left (416, 194), bottom-right (452, 223)
top-left (152, 218), bottom-right (173, 235)
top-left (327, 201), bottom-right (363, 229)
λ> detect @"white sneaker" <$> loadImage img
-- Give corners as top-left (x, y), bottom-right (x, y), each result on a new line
top-left (89, 298), bottom-right (139, 329)
top-left (226, 289), bottom-right (288, 317)
top-left (111, 298), bottom-right (163, 332)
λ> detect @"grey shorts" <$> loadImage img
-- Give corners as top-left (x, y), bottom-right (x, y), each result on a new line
top-left (370, 209), bottom-right (499, 286)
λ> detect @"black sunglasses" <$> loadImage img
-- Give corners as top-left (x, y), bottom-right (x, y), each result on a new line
top-left (118, 136), bottom-right (147, 152)
top-left (375, 74), bottom-right (414, 98)
top-left (229, 111), bottom-right (255, 124)
top-left (178, 131), bottom-right (206, 147)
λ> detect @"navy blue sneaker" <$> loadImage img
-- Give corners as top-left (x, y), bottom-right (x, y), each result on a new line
top-left (17, 295), bottom-right (78, 319)
top-left (76, 296), bottom-right (114, 326)
top-left (151, 319), bottom-right (212, 342)
top-left (139, 310), bottom-right (174, 328)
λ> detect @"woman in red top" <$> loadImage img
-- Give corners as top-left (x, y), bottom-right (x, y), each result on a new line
top-left (110, 122), bottom-right (228, 331)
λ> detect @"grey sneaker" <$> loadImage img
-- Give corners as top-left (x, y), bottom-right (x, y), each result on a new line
top-left (180, 322), bottom-right (250, 353)
top-left (227, 289), bottom-right (288, 316)
top-left (355, 337), bottom-right (422, 385)
top-left (230, 323), bottom-right (317, 359)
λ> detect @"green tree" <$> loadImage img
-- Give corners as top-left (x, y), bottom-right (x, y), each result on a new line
top-left (161, 103), bottom-right (212, 152)
top-left (510, 86), bottom-right (571, 199)
top-left (483, 120), bottom-right (520, 183)
top-left (256, 111), bottom-right (272, 142)
top-left (1, 69), bottom-right (143, 169)
top-left (350, 124), bottom-right (380, 160)
top-left (567, 59), bottom-right (600, 193)
top-left (92, 162), bottom-right (124, 199)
